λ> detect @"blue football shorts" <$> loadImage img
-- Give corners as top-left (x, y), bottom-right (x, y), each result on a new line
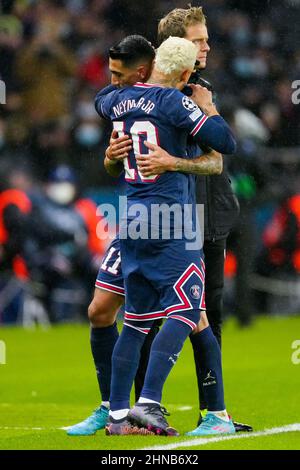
top-left (95, 236), bottom-right (124, 297)
top-left (120, 236), bottom-right (206, 334)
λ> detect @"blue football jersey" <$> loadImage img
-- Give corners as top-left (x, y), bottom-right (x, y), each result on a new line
top-left (97, 82), bottom-right (235, 224)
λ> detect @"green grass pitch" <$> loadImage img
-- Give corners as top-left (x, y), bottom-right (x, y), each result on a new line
top-left (0, 316), bottom-right (299, 450)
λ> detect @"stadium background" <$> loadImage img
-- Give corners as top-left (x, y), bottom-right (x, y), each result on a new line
top-left (1, 0), bottom-right (300, 325)
top-left (0, 0), bottom-right (300, 451)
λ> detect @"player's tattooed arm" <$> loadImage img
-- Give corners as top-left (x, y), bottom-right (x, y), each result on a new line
top-left (174, 149), bottom-right (223, 175)
top-left (104, 130), bottom-right (132, 177)
top-left (136, 141), bottom-right (222, 176)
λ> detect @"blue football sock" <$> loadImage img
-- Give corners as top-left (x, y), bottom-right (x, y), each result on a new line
top-left (140, 318), bottom-right (192, 403)
top-left (110, 325), bottom-right (146, 411)
top-left (192, 343), bottom-right (207, 410)
top-left (190, 326), bottom-right (225, 411)
top-left (90, 323), bottom-right (119, 402)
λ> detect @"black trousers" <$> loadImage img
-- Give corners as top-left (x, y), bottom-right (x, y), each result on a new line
top-left (202, 237), bottom-right (226, 347)
top-left (135, 237), bottom-right (226, 402)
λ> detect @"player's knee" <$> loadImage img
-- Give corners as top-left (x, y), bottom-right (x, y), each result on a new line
top-left (87, 300), bottom-right (100, 324)
top-left (88, 299), bottom-right (115, 327)
top-left (192, 310), bottom-right (209, 334)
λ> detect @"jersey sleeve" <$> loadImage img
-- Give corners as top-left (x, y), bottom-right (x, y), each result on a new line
top-left (94, 85), bottom-right (117, 119)
top-left (192, 115), bottom-right (237, 155)
top-left (169, 91), bottom-right (236, 155)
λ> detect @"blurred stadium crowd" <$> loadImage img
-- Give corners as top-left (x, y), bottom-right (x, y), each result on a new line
top-left (0, 0), bottom-right (300, 325)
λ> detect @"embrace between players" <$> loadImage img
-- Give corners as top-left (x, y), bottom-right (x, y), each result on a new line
top-left (67, 6), bottom-right (252, 437)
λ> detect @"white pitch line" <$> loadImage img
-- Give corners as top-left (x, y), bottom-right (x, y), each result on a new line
top-left (141, 423), bottom-right (300, 450)
top-left (0, 427), bottom-right (47, 431)
top-left (0, 426), bottom-right (82, 431)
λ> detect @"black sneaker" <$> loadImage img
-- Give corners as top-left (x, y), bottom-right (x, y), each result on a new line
top-left (105, 416), bottom-right (154, 435)
top-left (128, 403), bottom-right (179, 436)
top-left (232, 420), bottom-right (253, 433)
top-left (197, 410), bottom-right (253, 433)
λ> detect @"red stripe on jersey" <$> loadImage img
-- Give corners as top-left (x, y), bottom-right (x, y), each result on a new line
top-left (201, 292), bottom-right (206, 310)
top-left (168, 314), bottom-right (196, 330)
top-left (201, 258), bottom-right (205, 273)
top-left (123, 323), bottom-right (150, 334)
top-left (191, 115), bottom-right (208, 136)
top-left (125, 311), bottom-right (166, 321)
top-left (134, 82), bottom-right (163, 88)
top-left (95, 280), bottom-right (125, 295)
top-left (165, 263), bottom-right (205, 315)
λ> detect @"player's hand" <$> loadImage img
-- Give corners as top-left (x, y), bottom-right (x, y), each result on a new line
top-left (105, 129), bottom-right (132, 161)
top-left (136, 141), bottom-right (177, 176)
top-left (189, 84), bottom-right (219, 117)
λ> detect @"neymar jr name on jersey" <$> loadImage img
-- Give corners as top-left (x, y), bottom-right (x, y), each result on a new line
top-left (113, 97), bottom-right (155, 118)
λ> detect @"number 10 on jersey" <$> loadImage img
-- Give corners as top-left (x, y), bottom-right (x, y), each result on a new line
top-left (113, 121), bottom-right (159, 183)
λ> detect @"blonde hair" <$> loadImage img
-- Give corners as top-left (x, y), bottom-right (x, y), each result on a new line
top-left (158, 6), bottom-right (206, 45)
top-left (155, 36), bottom-right (197, 76)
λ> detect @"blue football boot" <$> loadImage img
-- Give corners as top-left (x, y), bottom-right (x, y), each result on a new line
top-left (186, 412), bottom-right (236, 436)
top-left (67, 405), bottom-right (109, 436)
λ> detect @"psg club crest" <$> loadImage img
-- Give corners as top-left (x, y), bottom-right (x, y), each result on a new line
top-left (190, 284), bottom-right (201, 299)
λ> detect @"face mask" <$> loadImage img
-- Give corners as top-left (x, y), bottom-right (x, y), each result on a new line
top-left (46, 183), bottom-right (76, 205)
top-left (75, 124), bottom-right (102, 147)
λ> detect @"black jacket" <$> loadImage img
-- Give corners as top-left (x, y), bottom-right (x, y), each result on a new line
top-left (196, 168), bottom-right (240, 241)
top-left (185, 74), bottom-right (240, 241)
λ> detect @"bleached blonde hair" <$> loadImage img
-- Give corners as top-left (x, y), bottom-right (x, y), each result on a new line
top-left (155, 36), bottom-right (197, 77)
